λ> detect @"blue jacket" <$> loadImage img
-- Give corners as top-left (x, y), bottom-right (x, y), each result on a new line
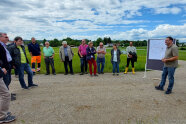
top-left (28, 43), bottom-right (41, 56)
top-left (86, 47), bottom-right (96, 60)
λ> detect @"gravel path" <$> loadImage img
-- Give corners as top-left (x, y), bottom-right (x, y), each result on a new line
top-left (9, 61), bottom-right (186, 124)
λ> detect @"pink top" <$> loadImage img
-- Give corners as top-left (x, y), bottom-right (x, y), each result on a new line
top-left (79, 44), bottom-right (88, 56)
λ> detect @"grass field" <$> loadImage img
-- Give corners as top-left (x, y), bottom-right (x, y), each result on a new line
top-left (24, 47), bottom-right (186, 74)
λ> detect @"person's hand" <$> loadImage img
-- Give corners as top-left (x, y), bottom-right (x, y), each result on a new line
top-left (2, 68), bottom-right (7, 75)
top-left (50, 56), bottom-right (53, 59)
top-left (13, 66), bottom-right (16, 69)
top-left (128, 55), bottom-right (132, 58)
top-left (80, 55), bottom-right (83, 58)
top-left (162, 59), bottom-right (167, 63)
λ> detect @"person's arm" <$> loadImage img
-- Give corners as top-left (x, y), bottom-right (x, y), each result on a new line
top-left (28, 44), bottom-right (32, 57)
top-left (59, 47), bottom-right (63, 62)
top-left (97, 47), bottom-right (102, 54)
top-left (78, 46), bottom-right (83, 57)
top-left (92, 47), bottom-right (96, 54)
top-left (134, 47), bottom-right (137, 53)
top-left (103, 47), bottom-right (106, 54)
top-left (70, 47), bottom-right (74, 57)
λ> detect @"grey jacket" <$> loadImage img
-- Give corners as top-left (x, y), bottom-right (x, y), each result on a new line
top-left (111, 49), bottom-right (122, 63)
top-left (59, 45), bottom-right (74, 61)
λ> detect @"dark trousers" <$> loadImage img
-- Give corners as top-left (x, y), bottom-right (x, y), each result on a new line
top-left (80, 56), bottom-right (87, 73)
top-left (126, 58), bottom-right (134, 67)
top-left (64, 56), bottom-right (73, 74)
top-left (44, 57), bottom-right (55, 74)
top-left (3, 69), bottom-right (11, 89)
top-left (14, 68), bottom-right (18, 76)
top-left (88, 58), bottom-right (97, 75)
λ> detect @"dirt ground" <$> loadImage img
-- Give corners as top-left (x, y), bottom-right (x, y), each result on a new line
top-left (9, 61), bottom-right (186, 124)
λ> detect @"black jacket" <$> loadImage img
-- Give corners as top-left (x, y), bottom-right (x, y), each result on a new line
top-left (0, 43), bottom-right (11, 70)
top-left (9, 44), bottom-right (29, 67)
top-left (129, 51), bottom-right (137, 62)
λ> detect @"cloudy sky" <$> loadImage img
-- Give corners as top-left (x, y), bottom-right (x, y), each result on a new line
top-left (0, 0), bottom-right (186, 42)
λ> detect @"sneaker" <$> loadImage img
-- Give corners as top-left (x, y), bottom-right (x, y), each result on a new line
top-left (7, 112), bottom-right (11, 116)
top-left (94, 74), bottom-right (98, 76)
top-left (155, 86), bottom-right (164, 91)
top-left (22, 86), bottom-right (29, 89)
top-left (101, 72), bottom-right (104, 74)
top-left (85, 72), bottom-right (88, 74)
top-left (64, 73), bottom-right (68, 75)
top-left (28, 84), bottom-right (38, 88)
top-left (80, 72), bottom-right (84, 75)
top-left (98, 72), bottom-right (101, 74)
top-left (117, 73), bottom-right (119, 76)
top-left (0, 115), bottom-right (16, 123)
top-left (71, 73), bottom-right (74, 75)
top-left (53, 73), bottom-right (56, 75)
top-left (113, 73), bottom-right (115, 76)
top-left (45, 73), bottom-right (49, 75)
top-left (165, 90), bottom-right (172, 94)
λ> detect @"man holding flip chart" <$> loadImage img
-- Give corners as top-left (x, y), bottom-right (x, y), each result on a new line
top-left (155, 37), bottom-right (178, 94)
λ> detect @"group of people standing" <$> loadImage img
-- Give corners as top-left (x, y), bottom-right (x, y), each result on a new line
top-left (46, 39), bottom-right (137, 76)
top-left (0, 32), bottom-right (178, 123)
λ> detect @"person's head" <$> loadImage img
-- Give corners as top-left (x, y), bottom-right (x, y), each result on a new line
top-left (0, 32), bottom-right (9, 43)
top-left (62, 41), bottom-right (67, 47)
top-left (129, 42), bottom-right (133, 46)
top-left (14, 36), bottom-right (23, 46)
top-left (165, 36), bottom-right (173, 47)
top-left (45, 42), bottom-right (50, 47)
top-left (82, 39), bottom-right (86, 45)
top-left (88, 41), bottom-right (93, 48)
top-left (31, 37), bottom-right (36, 44)
top-left (99, 42), bottom-right (104, 48)
top-left (113, 44), bottom-right (117, 49)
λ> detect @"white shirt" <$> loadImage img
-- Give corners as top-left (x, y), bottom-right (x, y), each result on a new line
top-left (113, 50), bottom-right (117, 62)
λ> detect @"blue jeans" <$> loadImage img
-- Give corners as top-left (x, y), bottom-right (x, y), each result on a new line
top-left (97, 57), bottom-right (105, 73)
top-left (159, 67), bottom-right (176, 91)
top-left (17, 63), bottom-right (33, 88)
top-left (112, 61), bottom-right (119, 73)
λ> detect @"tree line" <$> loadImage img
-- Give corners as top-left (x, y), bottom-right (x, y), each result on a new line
top-left (23, 37), bottom-right (181, 47)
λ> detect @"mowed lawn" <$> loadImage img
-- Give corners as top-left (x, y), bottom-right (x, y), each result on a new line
top-left (24, 47), bottom-right (186, 74)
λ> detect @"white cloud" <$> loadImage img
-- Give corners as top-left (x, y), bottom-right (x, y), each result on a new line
top-left (0, 0), bottom-right (186, 41)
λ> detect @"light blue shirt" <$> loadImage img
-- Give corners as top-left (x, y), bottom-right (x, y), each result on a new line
top-left (113, 50), bottom-right (117, 62)
top-left (64, 47), bottom-right (68, 56)
top-left (0, 41), bottom-right (12, 62)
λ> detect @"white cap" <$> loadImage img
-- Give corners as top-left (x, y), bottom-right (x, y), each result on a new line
top-left (62, 41), bottom-right (67, 45)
